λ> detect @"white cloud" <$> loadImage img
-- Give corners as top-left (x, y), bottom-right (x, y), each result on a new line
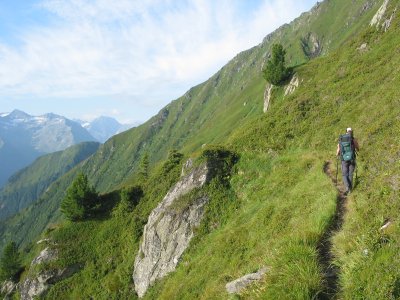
top-left (0, 0), bottom-right (316, 107)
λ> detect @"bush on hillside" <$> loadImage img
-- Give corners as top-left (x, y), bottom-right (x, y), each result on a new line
top-left (262, 43), bottom-right (292, 85)
top-left (113, 186), bottom-right (143, 217)
top-left (61, 173), bottom-right (98, 221)
top-left (200, 145), bottom-right (239, 184)
top-left (138, 153), bottom-right (150, 181)
top-left (162, 150), bottom-right (184, 174)
top-left (0, 241), bottom-right (23, 281)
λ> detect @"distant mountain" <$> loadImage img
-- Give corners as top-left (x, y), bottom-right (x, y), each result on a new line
top-left (0, 141), bottom-right (100, 221)
top-left (77, 116), bottom-right (136, 143)
top-left (0, 110), bottom-right (97, 188)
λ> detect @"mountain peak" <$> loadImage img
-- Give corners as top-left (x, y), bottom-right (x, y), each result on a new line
top-left (7, 109), bottom-right (31, 119)
top-left (41, 112), bottom-right (65, 120)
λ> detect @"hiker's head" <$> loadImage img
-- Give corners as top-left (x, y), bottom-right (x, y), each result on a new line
top-left (346, 127), bottom-right (353, 135)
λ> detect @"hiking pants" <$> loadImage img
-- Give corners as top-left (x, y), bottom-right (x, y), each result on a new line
top-left (341, 160), bottom-right (356, 192)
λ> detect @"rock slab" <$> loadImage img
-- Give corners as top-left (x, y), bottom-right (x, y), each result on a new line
top-left (133, 162), bottom-right (210, 298)
top-left (226, 267), bottom-right (269, 294)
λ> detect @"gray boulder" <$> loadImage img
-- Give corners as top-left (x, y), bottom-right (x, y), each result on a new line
top-left (30, 247), bottom-right (58, 266)
top-left (133, 162), bottom-right (211, 298)
top-left (226, 267), bottom-right (269, 294)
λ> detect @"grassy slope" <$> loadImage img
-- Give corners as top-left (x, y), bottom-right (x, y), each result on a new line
top-left (75, 0), bottom-right (383, 194)
top-left (31, 2), bottom-right (400, 299)
top-left (146, 3), bottom-right (400, 298)
top-left (0, 0), bottom-right (382, 256)
top-left (0, 0), bottom-right (376, 256)
top-left (145, 151), bottom-right (336, 300)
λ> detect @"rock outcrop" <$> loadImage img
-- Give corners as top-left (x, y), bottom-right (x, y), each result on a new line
top-left (133, 162), bottom-right (211, 298)
top-left (382, 6), bottom-right (397, 31)
top-left (225, 267), bottom-right (269, 294)
top-left (301, 32), bottom-right (322, 58)
top-left (357, 43), bottom-right (369, 52)
top-left (19, 247), bottom-right (79, 300)
top-left (370, 0), bottom-right (390, 27)
top-left (284, 74), bottom-right (300, 96)
top-left (263, 84), bottom-right (273, 113)
top-left (1, 280), bottom-right (17, 299)
top-left (370, 0), bottom-right (397, 31)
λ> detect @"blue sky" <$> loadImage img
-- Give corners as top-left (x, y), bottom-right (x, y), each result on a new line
top-left (0, 0), bottom-right (316, 124)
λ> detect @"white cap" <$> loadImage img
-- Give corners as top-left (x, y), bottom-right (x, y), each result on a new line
top-left (346, 127), bottom-right (352, 132)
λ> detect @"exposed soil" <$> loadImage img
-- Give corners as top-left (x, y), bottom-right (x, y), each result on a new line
top-left (317, 160), bottom-right (348, 299)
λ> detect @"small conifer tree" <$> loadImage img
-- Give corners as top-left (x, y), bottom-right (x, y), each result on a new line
top-left (61, 173), bottom-right (98, 221)
top-left (0, 241), bottom-right (22, 281)
top-left (162, 150), bottom-right (183, 174)
top-left (138, 153), bottom-right (149, 181)
top-left (262, 43), bottom-right (291, 85)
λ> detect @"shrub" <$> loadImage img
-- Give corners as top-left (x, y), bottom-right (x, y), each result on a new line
top-left (61, 173), bottom-right (98, 221)
top-left (0, 241), bottom-right (23, 281)
top-left (113, 186), bottom-right (143, 217)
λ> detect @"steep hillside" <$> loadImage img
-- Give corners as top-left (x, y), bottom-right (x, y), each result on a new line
top-left (0, 142), bottom-right (100, 221)
top-left (78, 0), bottom-right (384, 193)
top-left (2, 0), bottom-right (399, 299)
top-left (140, 2), bottom-right (400, 298)
top-left (0, 0), bottom-right (386, 270)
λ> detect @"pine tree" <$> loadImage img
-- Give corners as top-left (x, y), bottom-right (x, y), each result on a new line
top-left (61, 173), bottom-right (98, 221)
top-left (138, 153), bottom-right (149, 181)
top-left (262, 43), bottom-right (291, 85)
top-left (0, 241), bottom-right (22, 281)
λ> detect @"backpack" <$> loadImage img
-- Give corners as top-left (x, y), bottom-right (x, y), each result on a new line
top-left (339, 133), bottom-right (355, 161)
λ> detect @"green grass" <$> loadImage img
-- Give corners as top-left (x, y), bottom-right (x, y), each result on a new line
top-left (1, 0), bottom-right (385, 257)
top-left (144, 151), bottom-right (336, 299)
top-left (4, 1), bottom-right (400, 299)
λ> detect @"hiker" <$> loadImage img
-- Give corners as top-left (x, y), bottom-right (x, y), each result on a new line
top-left (336, 128), bottom-right (359, 195)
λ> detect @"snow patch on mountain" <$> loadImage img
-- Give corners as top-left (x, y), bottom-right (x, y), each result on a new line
top-left (76, 116), bottom-right (137, 143)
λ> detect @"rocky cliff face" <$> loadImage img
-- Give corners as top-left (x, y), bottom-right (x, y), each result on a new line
top-left (133, 161), bottom-right (211, 298)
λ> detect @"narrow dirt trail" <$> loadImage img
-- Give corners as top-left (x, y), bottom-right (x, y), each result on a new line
top-left (317, 160), bottom-right (348, 299)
